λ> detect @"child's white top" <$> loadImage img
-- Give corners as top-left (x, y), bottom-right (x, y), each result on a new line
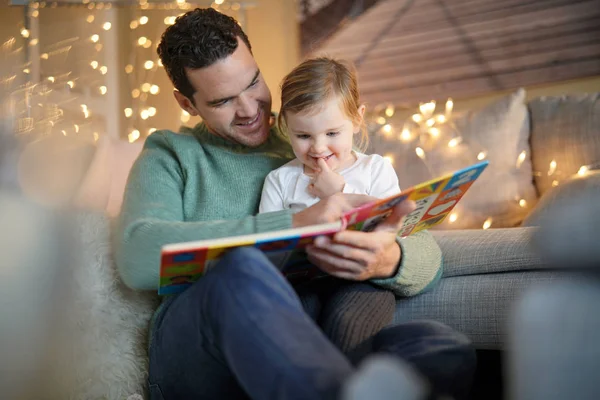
top-left (259, 152), bottom-right (401, 214)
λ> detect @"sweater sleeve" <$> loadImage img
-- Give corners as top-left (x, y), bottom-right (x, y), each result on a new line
top-left (370, 230), bottom-right (443, 297)
top-left (114, 133), bottom-right (293, 291)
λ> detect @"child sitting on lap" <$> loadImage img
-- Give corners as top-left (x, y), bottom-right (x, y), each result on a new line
top-left (259, 57), bottom-right (400, 359)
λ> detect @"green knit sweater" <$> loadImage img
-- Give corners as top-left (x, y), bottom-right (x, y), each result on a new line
top-left (115, 123), bottom-right (443, 297)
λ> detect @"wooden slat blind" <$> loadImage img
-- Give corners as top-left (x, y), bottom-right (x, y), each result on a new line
top-left (312, 0), bottom-right (600, 106)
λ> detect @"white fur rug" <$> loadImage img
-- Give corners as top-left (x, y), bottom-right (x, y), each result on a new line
top-left (30, 211), bottom-right (159, 399)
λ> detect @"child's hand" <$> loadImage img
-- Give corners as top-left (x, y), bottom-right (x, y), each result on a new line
top-left (308, 158), bottom-right (346, 198)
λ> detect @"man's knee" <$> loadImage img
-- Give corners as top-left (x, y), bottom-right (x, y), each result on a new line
top-left (207, 247), bottom-right (276, 279)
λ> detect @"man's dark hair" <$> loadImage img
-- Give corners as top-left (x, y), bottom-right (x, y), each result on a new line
top-left (157, 8), bottom-right (252, 103)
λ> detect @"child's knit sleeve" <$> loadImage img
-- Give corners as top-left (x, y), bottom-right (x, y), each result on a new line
top-left (114, 132), bottom-right (293, 291)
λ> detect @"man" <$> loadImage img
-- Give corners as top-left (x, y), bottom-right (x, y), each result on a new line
top-left (115, 8), bottom-right (475, 400)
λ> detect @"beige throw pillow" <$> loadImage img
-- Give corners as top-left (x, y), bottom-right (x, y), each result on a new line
top-left (370, 89), bottom-right (538, 229)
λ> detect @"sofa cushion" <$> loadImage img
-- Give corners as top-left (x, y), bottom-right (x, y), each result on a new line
top-left (73, 136), bottom-right (144, 217)
top-left (374, 89), bottom-right (538, 230)
top-left (431, 227), bottom-right (545, 278)
top-left (529, 93), bottom-right (600, 197)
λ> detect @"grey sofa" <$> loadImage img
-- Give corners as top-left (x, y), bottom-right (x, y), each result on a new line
top-left (393, 92), bottom-right (600, 349)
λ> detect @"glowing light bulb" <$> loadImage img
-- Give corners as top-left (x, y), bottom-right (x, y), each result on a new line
top-left (385, 105), bottom-right (394, 117)
top-left (382, 124), bottom-right (392, 135)
top-left (124, 108), bottom-right (133, 118)
top-left (149, 128), bottom-right (157, 134)
top-left (164, 16), bottom-right (176, 25)
top-left (412, 114), bottom-right (423, 123)
top-left (519, 199), bottom-right (527, 208)
top-left (548, 160), bottom-right (557, 176)
top-left (95, 44), bottom-right (103, 52)
top-left (144, 60), bottom-right (154, 70)
top-left (81, 104), bottom-right (89, 118)
top-left (215, 0), bottom-right (224, 4)
top-left (143, 40), bottom-right (152, 49)
top-left (132, 89), bottom-right (140, 98)
top-left (130, 20), bottom-right (139, 29)
top-left (400, 128), bottom-right (411, 142)
top-left (150, 84), bottom-right (160, 95)
top-left (87, 14), bottom-right (94, 23)
top-left (91, 34), bottom-right (99, 43)
top-left (516, 151), bottom-right (527, 168)
top-left (41, 53), bottom-right (49, 59)
top-left (429, 127), bottom-right (440, 137)
top-left (483, 218), bottom-right (492, 230)
top-left (128, 129), bottom-right (140, 143)
top-left (47, 76), bottom-right (55, 83)
top-left (138, 36), bottom-right (147, 46)
top-left (139, 16), bottom-right (149, 25)
top-left (90, 60), bottom-right (99, 69)
top-left (578, 165), bottom-right (589, 176)
top-left (477, 151), bottom-right (487, 161)
top-left (449, 213), bottom-right (458, 223)
top-left (141, 110), bottom-right (149, 120)
top-left (181, 111), bottom-right (191, 123)
top-left (376, 116), bottom-right (386, 125)
top-left (157, 59), bottom-right (163, 67)
top-left (552, 180), bottom-right (559, 187)
top-left (426, 118), bottom-right (435, 127)
top-left (29, 38), bottom-right (38, 46)
top-left (148, 107), bottom-right (157, 117)
top-left (103, 22), bottom-right (111, 31)
top-left (383, 155), bottom-right (394, 164)
top-left (125, 64), bottom-right (134, 74)
top-left (435, 115), bottom-right (446, 123)
top-left (99, 66), bottom-right (107, 75)
top-left (74, 124), bottom-right (80, 133)
top-left (23, 68), bottom-right (30, 74)
top-left (415, 147), bottom-right (425, 159)
top-left (448, 137), bottom-right (462, 147)
top-left (445, 98), bottom-right (453, 116)
top-left (419, 101), bottom-right (436, 117)
top-left (21, 28), bottom-right (30, 38)
top-left (93, 132), bottom-right (99, 141)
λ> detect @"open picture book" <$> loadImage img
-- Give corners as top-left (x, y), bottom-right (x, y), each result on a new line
top-left (158, 160), bottom-right (489, 295)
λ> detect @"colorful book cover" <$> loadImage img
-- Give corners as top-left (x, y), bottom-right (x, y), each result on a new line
top-left (159, 160), bottom-right (489, 295)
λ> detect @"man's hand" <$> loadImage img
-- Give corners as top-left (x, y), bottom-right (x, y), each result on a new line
top-left (292, 193), bottom-right (375, 228)
top-left (308, 158), bottom-right (346, 199)
top-left (306, 200), bottom-right (417, 281)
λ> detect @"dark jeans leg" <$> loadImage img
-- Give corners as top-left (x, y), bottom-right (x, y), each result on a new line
top-left (148, 247), bottom-right (354, 400)
top-left (371, 321), bottom-right (477, 400)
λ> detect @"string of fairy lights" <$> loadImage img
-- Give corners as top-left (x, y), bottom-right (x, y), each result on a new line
top-left (367, 100), bottom-right (598, 229)
top-left (2, 1), bottom-right (596, 230)
top-left (3, 0), bottom-right (250, 144)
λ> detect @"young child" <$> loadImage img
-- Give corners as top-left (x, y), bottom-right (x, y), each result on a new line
top-left (259, 57), bottom-right (400, 359)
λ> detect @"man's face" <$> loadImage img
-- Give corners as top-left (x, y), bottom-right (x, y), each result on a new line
top-left (177, 38), bottom-right (272, 148)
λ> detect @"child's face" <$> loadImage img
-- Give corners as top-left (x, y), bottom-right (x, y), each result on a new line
top-left (285, 97), bottom-right (361, 173)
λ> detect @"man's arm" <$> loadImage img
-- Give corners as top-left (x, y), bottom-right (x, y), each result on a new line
top-left (114, 133), bottom-right (293, 291)
top-left (370, 231), bottom-right (443, 297)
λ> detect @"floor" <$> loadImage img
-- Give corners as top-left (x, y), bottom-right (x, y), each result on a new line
top-left (469, 350), bottom-right (504, 400)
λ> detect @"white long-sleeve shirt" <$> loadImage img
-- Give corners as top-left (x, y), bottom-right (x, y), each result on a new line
top-left (259, 152), bottom-right (401, 214)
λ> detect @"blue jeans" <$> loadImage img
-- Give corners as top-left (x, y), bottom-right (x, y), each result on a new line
top-left (148, 247), bottom-right (475, 400)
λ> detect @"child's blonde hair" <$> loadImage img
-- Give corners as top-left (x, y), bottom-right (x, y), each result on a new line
top-left (278, 57), bottom-right (368, 152)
